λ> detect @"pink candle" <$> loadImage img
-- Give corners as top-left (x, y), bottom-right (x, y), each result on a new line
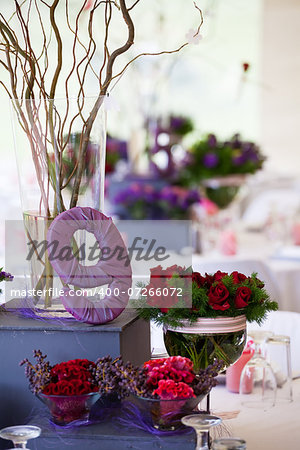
top-left (226, 345), bottom-right (254, 393)
top-left (292, 223), bottom-right (300, 245)
top-left (219, 230), bottom-right (237, 255)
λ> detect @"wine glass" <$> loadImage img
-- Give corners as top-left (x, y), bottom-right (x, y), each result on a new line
top-left (0, 425), bottom-right (41, 448)
top-left (181, 414), bottom-right (222, 450)
top-left (239, 330), bottom-right (277, 409)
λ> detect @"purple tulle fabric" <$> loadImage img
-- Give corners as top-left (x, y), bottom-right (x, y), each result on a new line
top-left (38, 400), bottom-right (193, 437)
top-left (117, 401), bottom-right (193, 437)
top-left (3, 298), bottom-right (77, 323)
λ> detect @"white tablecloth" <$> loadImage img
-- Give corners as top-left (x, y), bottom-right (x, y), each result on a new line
top-left (210, 378), bottom-right (300, 450)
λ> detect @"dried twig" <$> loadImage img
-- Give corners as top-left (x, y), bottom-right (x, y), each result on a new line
top-left (0, 0), bottom-right (204, 214)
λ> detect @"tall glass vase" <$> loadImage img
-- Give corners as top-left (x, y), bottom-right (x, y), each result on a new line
top-left (11, 96), bottom-right (106, 310)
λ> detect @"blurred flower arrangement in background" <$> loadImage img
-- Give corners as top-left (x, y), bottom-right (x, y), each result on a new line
top-left (179, 133), bottom-right (265, 186)
top-left (52, 132), bottom-right (128, 201)
top-left (0, 269), bottom-right (13, 296)
top-left (148, 115), bottom-right (194, 179)
top-left (106, 135), bottom-right (128, 174)
top-left (113, 183), bottom-right (201, 219)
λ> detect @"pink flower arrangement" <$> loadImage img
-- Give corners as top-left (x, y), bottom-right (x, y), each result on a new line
top-left (153, 380), bottom-right (195, 400)
top-left (135, 356), bottom-right (222, 400)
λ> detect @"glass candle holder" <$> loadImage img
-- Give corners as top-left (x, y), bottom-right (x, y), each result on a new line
top-left (181, 414), bottom-right (222, 450)
top-left (212, 437), bottom-right (247, 449)
top-left (0, 425), bottom-right (41, 448)
top-left (239, 330), bottom-right (276, 409)
top-left (267, 334), bottom-right (293, 403)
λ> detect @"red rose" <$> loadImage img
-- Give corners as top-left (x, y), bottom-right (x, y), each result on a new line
top-left (146, 282), bottom-right (179, 313)
top-left (164, 265), bottom-right (186, 278)
top-left (235, 286), bottom-right (252, 308)
top-left (213, 271), bottom-right (228, 281)
top-left (192, 272), bottom-right (206, 287)
top-left (150, 265), bottom-right (165, 288)
top-left (208, 282), bottom-right (230, 311)
top-left (231, 271), bottom-right (247, 284)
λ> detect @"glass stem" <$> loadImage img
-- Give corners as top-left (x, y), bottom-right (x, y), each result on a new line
top-left (14, 444), bottom-right (27, 448)
top-left (196, 430), bottom-right (209, 450)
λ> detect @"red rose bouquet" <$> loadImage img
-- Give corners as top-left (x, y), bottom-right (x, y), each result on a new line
top-left (135, 267), bottom-right (278, 370)
top-left (136, 266), bottom-right (277, 327)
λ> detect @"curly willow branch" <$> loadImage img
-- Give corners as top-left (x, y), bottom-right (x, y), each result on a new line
top-left (0, 0), bottom-right (204, 213)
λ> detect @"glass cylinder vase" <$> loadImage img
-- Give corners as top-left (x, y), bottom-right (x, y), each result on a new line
top-left (10, 96), bottom-right (106, 310)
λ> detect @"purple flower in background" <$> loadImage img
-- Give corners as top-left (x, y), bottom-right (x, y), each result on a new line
top-left (161, 190), bottom-right (178, 206)
top-left (114, 183), bottom-right (200, 219)
top-left (203, 152), bottom-right (219, 168)
top-left (170, 116), bottom-right (186, 130)
top-left (242, 142), bottom-right (253, 152)
top-left (186, 190), bottom-right (201, 203)
top-left (232, 153), bottom-right (247, 166)
top-left (0, 270), bottom-right (13, 282)
top-left (207, 134), bottom-right (217, 148)
top-left (106, 135), bottom-right (128, 173)
top-left (106, 137), bottom-right (127, 159)
top-left (230, 134), bottom-right (242, 149)
top-left (181, 132), bottom-right (265, 184)
top-left (245, 148), bottom-right (259, 163)
top-left (181, 189), bottom-right (201, 209)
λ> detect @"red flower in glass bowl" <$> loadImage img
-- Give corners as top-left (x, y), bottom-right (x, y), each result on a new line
top-left (38, 392), bottom-right (100, 425)
top-left (20, 355), bottom-right (100, 425)
top-left (153, 380), bottom-right (195, 400)
top-left (144, 356), bottom-right (196, 389)
top-left (131, 356), bottom-right (221, 431)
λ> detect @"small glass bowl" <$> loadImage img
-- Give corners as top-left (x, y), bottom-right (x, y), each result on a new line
top-left (38, 392), bottom-right (100, 425)
top-left (134, 393), bottom-right (207, 431)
